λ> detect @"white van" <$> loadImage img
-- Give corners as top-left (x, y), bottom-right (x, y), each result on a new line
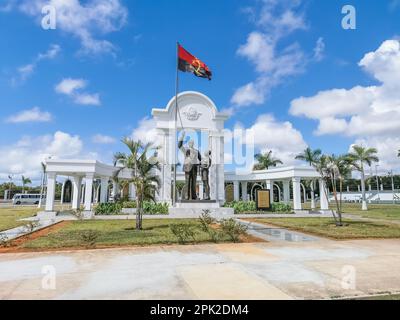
top-left (12, 194), bottom-right (44, 205)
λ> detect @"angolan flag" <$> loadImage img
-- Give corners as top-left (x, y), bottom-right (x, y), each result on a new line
top-left (178, 44), bottom-right (212, 80)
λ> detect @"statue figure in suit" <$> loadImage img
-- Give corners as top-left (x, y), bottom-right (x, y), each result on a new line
top-left (178, 132), bottom-right (201, 200)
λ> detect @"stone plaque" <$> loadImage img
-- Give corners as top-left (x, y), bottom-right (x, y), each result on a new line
top-left (256, 189), bottom-right (271, 211)
top-left (225, 184), bottom-right (234, 203)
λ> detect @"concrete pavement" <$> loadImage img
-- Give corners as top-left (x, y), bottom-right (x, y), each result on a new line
top-left (1, 239), bottom-right (399, 300)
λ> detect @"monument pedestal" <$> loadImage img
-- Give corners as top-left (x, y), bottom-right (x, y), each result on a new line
top-left (169, 200), bottom-right (234, 218)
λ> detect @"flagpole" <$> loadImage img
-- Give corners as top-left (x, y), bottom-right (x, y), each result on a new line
top-left (173, 42), bottom-right (179, 207)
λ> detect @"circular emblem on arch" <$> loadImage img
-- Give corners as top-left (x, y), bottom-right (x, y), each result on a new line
top-left (183, 106), bottom-right (202, 121)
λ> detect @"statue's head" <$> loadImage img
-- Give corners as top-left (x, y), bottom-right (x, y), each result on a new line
top-left (204, 150), bottom-right (211, 157)
top-left (188, 140), bottom-right (194, 148)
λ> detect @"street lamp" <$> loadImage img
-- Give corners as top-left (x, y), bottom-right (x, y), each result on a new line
top-left (375, 165), bottom-right (380, 203)
top-left (388, 170), bottom-right (395, 205)
top-left (7, 174), bottom-right (13, 200)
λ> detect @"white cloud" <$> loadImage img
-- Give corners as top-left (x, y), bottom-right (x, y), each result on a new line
top-left (92, 134), bottom-right (116, 144)
top-left (5, 107), bottom-right (52, 123)
top-left (290, 40), bottom-right (400, 138)
top-left (244, 114), bottom-right (307, 165)
top-left (313, 37), bottom-right (325, 62)
top-left (16, 0), bottom-right (128, 55)
top-left (131, 117), bottom-right (158, 144)
top-left (55, 78), bottom-right (101, 106)
top-left (74, 93), bottom-right (101, 106)
top-left (290, 39), bottom-right (400, 171)
top-left (12, 44), bottom-right (60, 85)
top-left (55, 78), bottom-right (86, 95)
top-left (0, 131), bottom-right (92, 182)
top-left (231, 0), bottom-right (310, 108)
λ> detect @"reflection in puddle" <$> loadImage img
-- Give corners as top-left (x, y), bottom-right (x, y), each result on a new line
top-left (245, 224), bottom-right (317, 242)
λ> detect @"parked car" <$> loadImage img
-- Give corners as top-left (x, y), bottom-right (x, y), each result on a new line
top-left (12, 194), bottom-right (45, 205)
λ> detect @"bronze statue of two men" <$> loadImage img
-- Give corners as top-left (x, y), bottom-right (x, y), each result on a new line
top-left (178, 132), bottom-right (211, 201)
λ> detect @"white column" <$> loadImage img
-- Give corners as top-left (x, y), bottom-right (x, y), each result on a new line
top-left (81, 185), bottom-right (85, 204)
top-left (310, 180), bottom-right (316, 210)
top-left (241, 182), bottom-right (248, 201)
top-left (319, 179), bottom-right (329, 210)
top-left (301, 183), bottom-right (307, 203)
top-left (283, 180), bottom-right (290, 204)
top-left (129, 183), bottom-right (136, 201)
top-left (72, 176), bottom-right (82, 210)
top-left (111, 181), bottom-right (119, 201)
top-left (100, 178), bottom-right (108, 203)
top-left (60, 180), bottom-right (66, 204)
top-left (45, 172), bottom-right (57, 212)
top-left (266, 180), bottom-right (274, 203)
top-left (233, 181), bottom-right (240, 201)
top-left (292, 177), bottom-right (302, 211)
top-left (84, 174), bottom-right (94, 211)
top-left (163, 131), bottom-right (172, 203)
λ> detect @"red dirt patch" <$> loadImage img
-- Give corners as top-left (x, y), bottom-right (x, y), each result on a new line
top-left (0, 221), bottom-right (71, 253)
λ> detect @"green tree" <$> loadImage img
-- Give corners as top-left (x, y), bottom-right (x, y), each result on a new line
top-left (295, 147), bottom-right (322, 209)
top-left (113, 138), bottom-right (161, 230)
top-left (253, 151), bottom-right (283, 170)
top-left (314, 155), bottom-right (343, 226)
top-left (21, 175), bottom-right (32, 193)
top-left (347, 145), bottom-right (379, 211)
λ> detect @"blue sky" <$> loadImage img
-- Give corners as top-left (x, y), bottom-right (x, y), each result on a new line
top-left (1, 0), bottom-right (400, 184)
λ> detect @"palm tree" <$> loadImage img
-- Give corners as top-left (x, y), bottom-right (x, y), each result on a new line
top-left (113, 138), bottom-right (161, 230)
top-left (314, 155), bottom-right (343, 226)
top-left (21, 175), bottom-right (32, 194)
top-left (347, 145), bottom-right (379, 211)
top-left (253, 151), bottom-right (283, 170)
top-left (295, 147), bottom-right (322, 210)
top-left (335, 155), bottom-right (352, 212)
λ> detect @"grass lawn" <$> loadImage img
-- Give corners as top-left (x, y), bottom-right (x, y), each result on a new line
top-left (0, 207), bottom-right (38, 232)
top-left (21, 219), bottom-right (243, 249)
top-left (338, 203), bottom-right (400, 222)
top-left (247, 217), bottom-right (400, 240)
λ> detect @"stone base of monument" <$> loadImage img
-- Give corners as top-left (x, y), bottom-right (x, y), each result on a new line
top-left (169, 200), bottom-right (235, 218)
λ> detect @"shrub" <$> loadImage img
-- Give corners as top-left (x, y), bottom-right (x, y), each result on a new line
top-left (224, 201), bottom-right (256, 214)
top-left (169, 224), bottom-right (197, 244)
top-left (143, 202), bottom-right (169, 215)
top-left (22, 221), bottom-right (40, 233)
top-left (95, 201), bottom-right (168, 215)
top-left (95, 203), bottom-right (122, 215)
top-left (79, 230), bottom-right (100, 248)
top-left (220, 218), bottom-right (248, 243)
top-left (0, 234), bottom-right (11, 247)
top-left (122, 201), bottom-right (137, 209)
top-left (225, 201), bottom-right (293, 214)
top-left (271, 203), bottom-right (292, 213)
top-left (198, 210), bottom-right (216, 232)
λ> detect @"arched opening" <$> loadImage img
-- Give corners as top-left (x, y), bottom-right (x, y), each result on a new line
top-left (225, 184), bottom-right (234, 203)
top-left (62, 180), bottom-right (73, 203)
top-left (251, 183), bottom-right (265, 201)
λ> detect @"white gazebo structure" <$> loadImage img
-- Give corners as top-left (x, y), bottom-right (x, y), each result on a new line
top-left (42, 91), bottom-right (330, 216)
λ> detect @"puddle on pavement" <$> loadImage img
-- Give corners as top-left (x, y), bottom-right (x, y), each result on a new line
top-left (244, 224), bottom-right (318, 242)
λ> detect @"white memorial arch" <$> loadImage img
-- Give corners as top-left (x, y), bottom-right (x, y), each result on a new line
top-left (152, 91), bottom-right (228, 206)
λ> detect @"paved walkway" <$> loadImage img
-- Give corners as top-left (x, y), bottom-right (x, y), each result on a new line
top-left (0, 239), bottom-right (399, 300)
